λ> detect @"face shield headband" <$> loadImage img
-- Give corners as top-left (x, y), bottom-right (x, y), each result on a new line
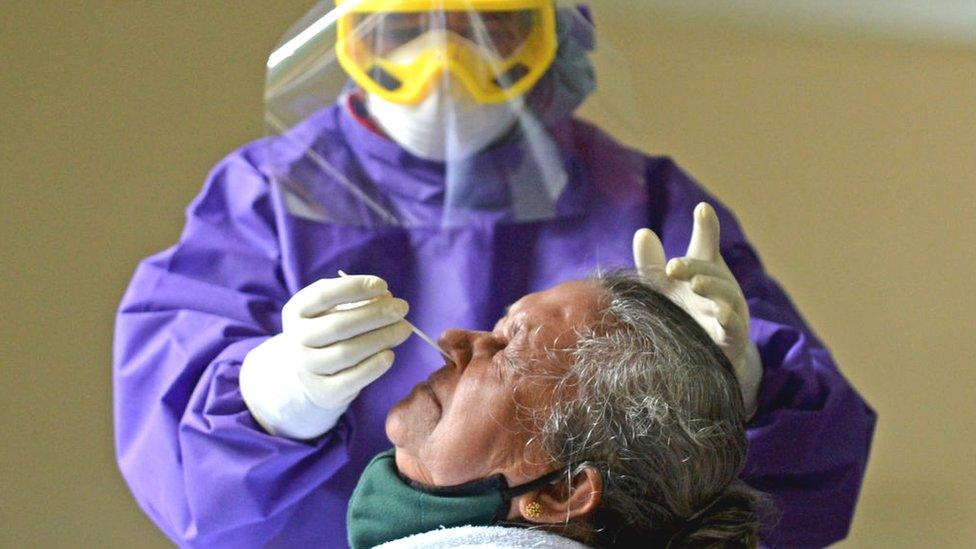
top-left (335, 0), bottom-right (558, 105)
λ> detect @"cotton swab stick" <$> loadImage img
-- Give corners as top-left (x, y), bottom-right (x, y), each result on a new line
top-left (338, 271), bottom-right (453, 364)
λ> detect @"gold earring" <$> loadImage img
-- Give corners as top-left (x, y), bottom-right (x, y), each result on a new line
top-left (525, 501), bottom-right (544, 519)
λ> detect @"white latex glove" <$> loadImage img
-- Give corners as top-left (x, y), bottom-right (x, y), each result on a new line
top-left (633, 203), bottom-right (761, 417)
top-left (240, 275), bottom-right (412, 440)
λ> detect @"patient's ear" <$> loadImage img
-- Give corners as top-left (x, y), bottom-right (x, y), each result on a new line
top-left (514, 466), bottom-right (602, 524)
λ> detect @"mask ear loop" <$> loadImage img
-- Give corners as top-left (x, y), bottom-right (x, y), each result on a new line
top-left (494, 461), bottom-right (601, 522)
top-left (493, 467), bottom-right (565, 521)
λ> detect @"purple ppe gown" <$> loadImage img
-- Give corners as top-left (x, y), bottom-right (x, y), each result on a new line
top-left (114, 103), bottom-right (875, 548)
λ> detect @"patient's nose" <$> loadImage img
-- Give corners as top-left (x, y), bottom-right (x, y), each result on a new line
top-left (438, 329), bottom-right (504, 370)
top-left (439, 329), bottom-right (474, 368)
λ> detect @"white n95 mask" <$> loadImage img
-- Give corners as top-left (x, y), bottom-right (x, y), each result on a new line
top-left (367, 84), bottom-right (520, 162)
top-left (364, 30), bottom-right (521, 162)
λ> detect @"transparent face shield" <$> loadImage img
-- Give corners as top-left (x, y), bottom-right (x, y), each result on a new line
top-left (264, 0), bottom-right (640, 227)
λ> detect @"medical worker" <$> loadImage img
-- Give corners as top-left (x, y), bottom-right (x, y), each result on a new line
top-left (114, 1), bottom-right (875, 547)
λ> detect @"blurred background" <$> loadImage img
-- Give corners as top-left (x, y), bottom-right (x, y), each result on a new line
top-left (2, 1), bottom-right (974, 547)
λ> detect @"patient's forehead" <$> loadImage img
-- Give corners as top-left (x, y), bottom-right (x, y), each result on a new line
top-left (514, 280), bottom-right (603, 312)
top-left (506, 280), bottom-right (606, 348)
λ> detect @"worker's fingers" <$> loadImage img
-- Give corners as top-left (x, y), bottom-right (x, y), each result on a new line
top-left (685, 203), bottom-right (721, 262)
top-left (690, 275), bottom-right (746, 318)
top-left (713, 304), bottom-right (747, 350)
top-left (300, 350), bottom-right (397, 409)
top-left (286, 276), bottom-right (390, 320)
top-left (298, 321), bottom-right (412, 375)
top-left (633, 228), bottom-right (667, 275)
top-left (666, 257), bottom-right (729, 282)
top-left (293, 296), bottom-right (409, 348)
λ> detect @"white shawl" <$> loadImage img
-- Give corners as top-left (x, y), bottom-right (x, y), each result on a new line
top-left (375, 525), bottom-right (592, 548)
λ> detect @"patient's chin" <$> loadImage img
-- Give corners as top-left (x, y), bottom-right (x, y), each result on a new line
top-left (385, 383), bottom-right (441, 450)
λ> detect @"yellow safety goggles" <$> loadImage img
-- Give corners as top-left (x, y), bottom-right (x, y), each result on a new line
top-left (335, 0), bottom-right (557, 105)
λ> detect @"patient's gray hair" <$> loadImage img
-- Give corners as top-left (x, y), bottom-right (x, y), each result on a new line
top-left (540, 272), bottom-right (767, 548)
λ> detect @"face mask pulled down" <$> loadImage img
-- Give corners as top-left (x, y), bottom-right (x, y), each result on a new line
top-left (347, 450), bottom-right (564, 548)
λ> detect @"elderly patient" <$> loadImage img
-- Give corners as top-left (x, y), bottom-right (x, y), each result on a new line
top-left (347, 273), bottom-right (767, 549)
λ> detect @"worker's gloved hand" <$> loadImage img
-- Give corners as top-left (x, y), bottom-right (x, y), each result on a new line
top-left (240, 275), bottom-right (412, 440)
top-left (633, 203), bottom-right (762, 417)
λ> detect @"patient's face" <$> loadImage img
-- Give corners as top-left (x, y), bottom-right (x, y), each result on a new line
top-left (386, 280), bottom-right (605, 488)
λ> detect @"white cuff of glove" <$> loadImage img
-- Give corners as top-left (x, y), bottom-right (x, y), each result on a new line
top-left (240, 334), bottom-right (348, 441)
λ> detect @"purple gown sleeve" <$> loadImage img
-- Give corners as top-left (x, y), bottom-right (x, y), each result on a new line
top-left (651, 160), bottom-right (877, 548)
top-left (113, 152), bottom-right (351, 547)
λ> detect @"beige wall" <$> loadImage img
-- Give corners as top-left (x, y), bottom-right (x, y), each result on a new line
top-left (2, 2), bottom-right (973, 547)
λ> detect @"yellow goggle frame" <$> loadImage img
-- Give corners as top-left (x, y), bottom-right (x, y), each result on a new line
top-left (335, 0), bottom-right (557, 105)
